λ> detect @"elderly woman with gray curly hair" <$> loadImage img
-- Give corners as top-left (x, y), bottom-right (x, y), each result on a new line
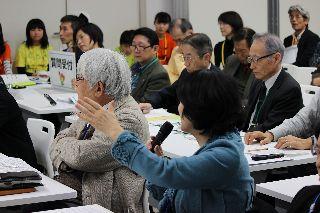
top-left (50, 48), bottom-right (150, 212)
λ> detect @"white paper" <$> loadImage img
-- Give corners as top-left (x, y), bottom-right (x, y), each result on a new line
top-left (283, 45), bottom-right (298, 64)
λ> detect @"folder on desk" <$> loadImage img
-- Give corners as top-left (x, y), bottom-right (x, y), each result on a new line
top-left (0, 171), bottom-right (42, 191)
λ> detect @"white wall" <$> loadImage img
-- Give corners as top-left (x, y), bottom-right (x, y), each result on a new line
top-left (0, 0), bottom-right (141, 60)
top-left (279, 0), bottom-right (320, 40)
top-left (145, 0), bottom-right (173, 28)
top-left (189, 0), bottom-right (268, 47)
top-left (0, 0), bottom-right (66, 58)
top-left (67, 0), bottom-right (140, 49)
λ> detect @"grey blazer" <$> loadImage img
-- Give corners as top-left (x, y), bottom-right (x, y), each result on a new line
top-left (50, 95), bottom-right (150, 213)
top-left (223, 55), bottom-right (254, 101)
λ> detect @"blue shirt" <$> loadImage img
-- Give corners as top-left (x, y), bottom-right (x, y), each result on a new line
top-left (111, 130), bottom-right (254, 213)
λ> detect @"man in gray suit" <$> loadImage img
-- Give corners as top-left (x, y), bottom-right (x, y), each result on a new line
top-left (223, 28), bottom-right (255, 103)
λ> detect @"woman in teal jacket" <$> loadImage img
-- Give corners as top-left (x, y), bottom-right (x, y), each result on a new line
top-left (76, 70), bottom-right (254, 213)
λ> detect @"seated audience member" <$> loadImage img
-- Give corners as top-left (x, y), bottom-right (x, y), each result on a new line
top-left (167, 18), bottom-right (193, 83)
top-left (223, 27), bottom-right (255, 102)
top-left (16, 19), bottom-right (52, 76)
top-left (74, 15), bottom-right (104, 52)
top-left (245, 90), bottom-right (320, 150)
top-left (310, 41), bottom-right (320, 68)
top-left (312, 68), bottom-right (320, 86)
top-left (139, 33), bottom-right (219, 114)
top-left (0, 76), bottom-right (38, 168)
top-left (0, 23), bottom-right (12, 74)
top-left (115, 30), bottom-right (135, 67)
top-left (59, 15), bottom-right (83, 63)
top-left (243, 33), bottom-right (303, 132)
top-left (50, 49), bottom-right (149, 212)
top-left (130, 27), bottom-right (170, 103)
top-left (286, 138), bottom-right (320, 213)
top-left (214, 11), bottom-right (243, 68)
top-left (76, 70), bottom-right (254, 213)
top-left (284, 5), bottom-right (320, 67)
top-left (154, 12), bottom-right (176, 65)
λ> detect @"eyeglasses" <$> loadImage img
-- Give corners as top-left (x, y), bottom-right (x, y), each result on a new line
top-left (75, 74), bottom-right (85, 81)
top-left (247, 52), bottom-right (277, 64)
top-left (183, 55), bottom-right (194, 62)
top-left (289, 15), bottom-right (304, 20)
top-left (311, 143), bottom-right (320, 156)
top-left (130, 44), bottom-right (152, 51)
top-left (183, 53), bottom-right (207, 62)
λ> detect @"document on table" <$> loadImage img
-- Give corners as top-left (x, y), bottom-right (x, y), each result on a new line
top-left (247, 156), bottom-right (292, 165)
top-left (145, 109), bottom-right (180, 122)
top-left (283, 45), bottom-right (298, 64)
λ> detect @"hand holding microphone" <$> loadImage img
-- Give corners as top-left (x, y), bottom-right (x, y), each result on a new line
top-left (149, 121), bottom-right (174, 154)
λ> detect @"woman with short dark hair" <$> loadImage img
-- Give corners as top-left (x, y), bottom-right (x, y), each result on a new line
top-left (15, 19), bottom-right (52, 75)
top-left (214, 11), bottom-right (243, 68)
top-left (154, 12), bottom-right (176, 65)
top-left (76, 70), bottom-right (254, 213)
top-left (74, 15), bottom-right (104, 52)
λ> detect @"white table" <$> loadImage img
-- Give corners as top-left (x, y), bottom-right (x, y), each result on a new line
top-left (36, 204), bottom-right (112, 213)
top-left (0, 174), bottom-right (77, 207)
top-left (65, 108), bottom-right (317, 172)
top-left (146, 109), bottom-right (316, 172)
top-left (256, 175), bottom-right (320, 203)
top-left (11, 84), bottom-right (76, 115)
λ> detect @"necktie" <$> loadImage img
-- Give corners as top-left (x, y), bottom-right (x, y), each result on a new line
top-left (292, 34), bottom-right (299, 46)
top-left (252, 84), bottom-right (267, 124)
top-left (78, 124), bottom-right (95, 140)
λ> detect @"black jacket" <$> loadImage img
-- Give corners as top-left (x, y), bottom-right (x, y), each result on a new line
top-left (149, 63), bottom-right (220, 114)
top-left (214, 39), bottom-right (234, 67)
top-left (287, 185), bottom-right (320, 213)
top-left (0, 77), bottom-right (38, 168)
top-left (243, 69), bottom-right (303, 132)
top-left (284, 29), bottom-right (320, 67)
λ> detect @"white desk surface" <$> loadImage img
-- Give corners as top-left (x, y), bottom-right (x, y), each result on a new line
top-left (36, 204), bottom-right (112, 213)
top-left (11, 84), bottom-right (76, 115)
top-left (147, 109), bottom-right (316, 172)
top-left (65, 108), bottom-right (316, 172)
top-left (0, 174), bottom-right (77, 207)
top-left (256, 175), bottom-right (320, 203)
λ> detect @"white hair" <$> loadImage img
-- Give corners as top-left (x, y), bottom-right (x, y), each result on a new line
top-left (253, 33), bottom-right (285, 62)
top-left (288, 5), bottom-right (310, 21)
top-left (77, 48), bottom-right (131, 100)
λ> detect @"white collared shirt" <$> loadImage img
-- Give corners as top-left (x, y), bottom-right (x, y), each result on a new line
top-left (296, 29), bottom-right (305, 41)
top-left (248, 68), bottom-right (282, 128)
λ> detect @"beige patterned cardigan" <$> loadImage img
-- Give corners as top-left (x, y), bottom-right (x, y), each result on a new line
top-left (50, 95), bottom-right (150, 212)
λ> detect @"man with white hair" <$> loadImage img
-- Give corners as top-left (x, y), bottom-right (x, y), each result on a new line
top-left (50, 48), bottom-right (150, 212)
top-left (243, 33), bottom-right (303, 134)
top-left (284, 5), bottom-right (319, 67)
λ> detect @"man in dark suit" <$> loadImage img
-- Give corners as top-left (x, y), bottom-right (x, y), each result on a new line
top-left (139, 33), bottom-right (220, 114)
top-left (224, 28), bottom-right (255, 104)
top-left (243, 33), bottom-right (303, 132)
top-left (0, 77), bottom-right (38, 168)
top-left (130, 27), bottom-right (170, 103)
top-left (283, 5), bottom-right (320, 67)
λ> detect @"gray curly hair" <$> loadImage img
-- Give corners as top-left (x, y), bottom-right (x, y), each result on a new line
top-left (288, 5), bottom-right (310, 21)
top-left (77, 48), bottom-right (131, 100)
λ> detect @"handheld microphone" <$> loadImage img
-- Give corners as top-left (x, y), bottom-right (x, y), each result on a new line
top-left (151, 121), bottom-right (174, 153)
